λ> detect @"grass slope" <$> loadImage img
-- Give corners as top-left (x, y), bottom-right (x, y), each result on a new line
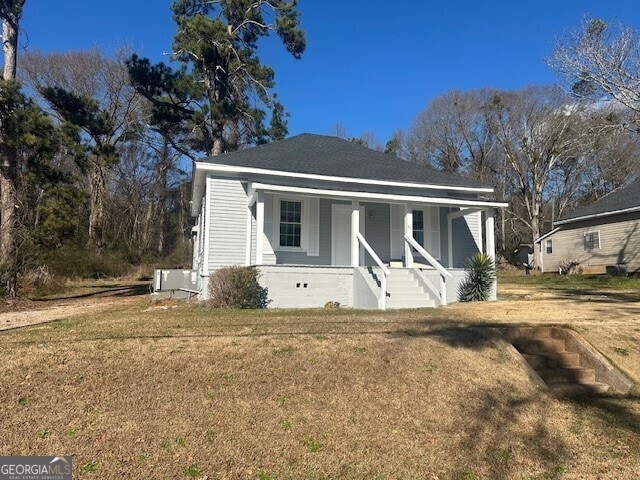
top-left (1, 275), bottom-right (640, 479)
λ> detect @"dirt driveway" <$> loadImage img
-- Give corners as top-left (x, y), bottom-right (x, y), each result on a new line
top-left (0, 282), bottom-right (149, 331)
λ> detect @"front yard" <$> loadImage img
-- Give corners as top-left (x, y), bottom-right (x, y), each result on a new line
top-left (1, 274), bottom-right (639, 479)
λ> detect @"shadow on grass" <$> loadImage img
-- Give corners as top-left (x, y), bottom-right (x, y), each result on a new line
top-left (567, 395), bottom-right (640, 438)
top-left (454, 387), bottom-right (571, 479)
top-left (550, 289), bottom-right (640, 303)
top-left (34, 283), bottom-right (151, 301)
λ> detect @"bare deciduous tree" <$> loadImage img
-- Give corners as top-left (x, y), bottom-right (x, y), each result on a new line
top-left (550, 17), bottom-right (640, 127)
top-left (20, 47), bottom-right (144, 251)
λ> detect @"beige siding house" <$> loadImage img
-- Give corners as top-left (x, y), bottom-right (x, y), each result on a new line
top-left (538, 181), bottom-right (640, 274)
top-left (191, 134), bottom-right (507, 309)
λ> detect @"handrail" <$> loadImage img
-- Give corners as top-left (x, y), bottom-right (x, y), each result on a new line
top-left (356, 232), bottom-right (389, 309)
top-left (357, 233), bottom-right (390, 276)
top-left (404, 234), bottom-right (452, 278)
top-left (404, 233), bottom-right (451, 306)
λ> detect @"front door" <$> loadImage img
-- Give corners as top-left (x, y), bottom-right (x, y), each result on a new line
top-left (332, 204), bottom-right (365, 266)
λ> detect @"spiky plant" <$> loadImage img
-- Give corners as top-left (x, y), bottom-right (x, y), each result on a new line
top-left (458, 253), bottom-right (496, 302)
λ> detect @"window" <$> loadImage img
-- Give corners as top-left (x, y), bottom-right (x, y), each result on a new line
top-left (545, 239), bottom-right (553, 254)
top-left (279, 200), bottom-right (301, 247)
top-left (584, 231), bottom-right (600, 251)
top-left (412, 209), bottom-right (425, 247)
top-left (411, 207), bottom-right (441, 260)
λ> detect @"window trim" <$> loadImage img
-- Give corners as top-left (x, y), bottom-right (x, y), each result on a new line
top-left (583, 230), bottom-right (600, 251)
top-left (274, 196), bottom-right (305, 252)
top-left (545, 239), bottom-right (553, 255)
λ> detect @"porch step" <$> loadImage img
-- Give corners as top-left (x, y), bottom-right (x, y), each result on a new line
top-left (505, 327), bottom-right (612, 397)
top-left (369, 268), bottom-right (436, 309)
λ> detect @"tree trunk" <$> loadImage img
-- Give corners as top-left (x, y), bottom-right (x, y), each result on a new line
top-left (0, 11), bottom-right (20, 296)
top-left (0, 144), bottom-right (17, 296)
top-left (88, 161), bottom-right (107, 251)
top-left (2, 13), bottom-right (17, 80)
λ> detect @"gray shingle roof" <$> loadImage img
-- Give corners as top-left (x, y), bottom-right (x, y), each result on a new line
top-left (199, 133), bottom-right (491, 189)
top-left (559, 180), bottom-right (640, 223)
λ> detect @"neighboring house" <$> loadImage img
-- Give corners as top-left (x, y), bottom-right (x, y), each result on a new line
top-left (537, 181), bottom-right (640, 274)
top-left (190, 133), bottom-right (507, 309)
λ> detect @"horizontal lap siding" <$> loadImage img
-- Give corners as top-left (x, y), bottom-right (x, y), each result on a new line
top-left (363, 202), bottom-right (391, 264)
top-left (542, 213), bottom-right (640, 273)
top-left (451, 211), bottom-right (481, 268)
top-left (208, 178), bottom-right (248, 270)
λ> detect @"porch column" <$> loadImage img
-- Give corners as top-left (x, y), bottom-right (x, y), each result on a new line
top-left (404, 204), bottom-right (414, 268)
top-left (245, 205), bottom-right (253, 266)
top-left (484, 208), bottom-right (495, 261)
top-left (256, 192), bottom-right (265, 265)
top-left (246, 191), bottom-right (258, 266)
top-left (447, 209), bottom-right (453, 268)
top-left (351, 200), bottom-right (360, 267)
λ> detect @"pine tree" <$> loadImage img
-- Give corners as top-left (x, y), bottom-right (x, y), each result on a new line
top-left (128, 0), bottom-right (305, 158)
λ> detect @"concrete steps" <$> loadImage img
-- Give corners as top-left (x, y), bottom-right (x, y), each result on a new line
top-left (370, 268), bottom-right (435, 309)
top-left (505, 327), bottom-right (611, 397)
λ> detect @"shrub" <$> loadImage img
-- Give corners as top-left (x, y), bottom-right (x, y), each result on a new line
top-left (458, 253), bottom-right (496, 302)
top-left (559, 259), bottom-right (582, 275)
top-left (207, 266), bottom-right (269, 308)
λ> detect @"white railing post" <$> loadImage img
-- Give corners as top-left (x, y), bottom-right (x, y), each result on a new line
top-left (440, 274), bottom-right (447, 306)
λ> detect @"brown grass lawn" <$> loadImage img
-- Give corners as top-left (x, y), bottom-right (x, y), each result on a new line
top-left (1, 274), bottom-right (640, 479)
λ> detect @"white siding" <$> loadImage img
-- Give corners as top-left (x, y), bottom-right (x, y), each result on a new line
top-left (451, 209), bottom-right (482, 268)
top-left (208, 178), bottom-right (248, 270)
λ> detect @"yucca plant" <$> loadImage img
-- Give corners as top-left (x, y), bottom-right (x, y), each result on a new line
top-left (458, 253), bottom-right (496, 302)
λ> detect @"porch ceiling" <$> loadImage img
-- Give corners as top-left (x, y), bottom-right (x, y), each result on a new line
top-left (249, 182), bottom-right (509, 209)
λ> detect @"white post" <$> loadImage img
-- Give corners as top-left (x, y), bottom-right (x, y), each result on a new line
top-left (351, 200), bottom-right (360, 267)
top-left (485, 208), bottom-right (495, 261)
top-left (256, 192), bottom-right (265, 265)
top-left (447, 209), bottom-right (453, 268)
top-left (485, 208), bottom-right (497, 301)
top-left (404, 204), bottom-right (414, 268)
top-left (245, 205), bottom-right (252, 266)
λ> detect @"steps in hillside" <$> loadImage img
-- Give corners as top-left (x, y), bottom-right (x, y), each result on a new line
top-left (370, 268), bottom-right (435, 309)
top-left (504, 327), bottom-right (611, 397)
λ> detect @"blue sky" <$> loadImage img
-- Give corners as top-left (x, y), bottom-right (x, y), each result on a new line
top-left (19, 1), bottom-right (640, 143)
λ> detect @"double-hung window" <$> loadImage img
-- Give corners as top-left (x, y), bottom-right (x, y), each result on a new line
top-left (412, 210), bottom-right (425, 247)
top-left (411, 207), bottom-right (441, 259)
top-left (279, 200), bottom-right (302, 248)
top-left (545, 239), bottom-right (553, 254)
top-left (583, 231), bottom-right (600, 251)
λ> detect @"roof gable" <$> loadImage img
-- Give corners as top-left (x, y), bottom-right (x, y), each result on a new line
top-left (198, 133), bottom-right (490, 190)
top-left (558, 181), bottom-right (640, 224)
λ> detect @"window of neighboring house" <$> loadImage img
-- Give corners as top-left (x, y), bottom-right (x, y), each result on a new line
top-left (545, 239), bottom-right (553, 254)
top-left (584, 231), bottom-right (600, 251)
top-left (279, 200), bottom-right (302, 247)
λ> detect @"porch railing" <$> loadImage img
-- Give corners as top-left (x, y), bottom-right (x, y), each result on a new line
top-left (356, 232), bottom-right (390, 310)
top-left (404, 234), bottom-right (452, 306)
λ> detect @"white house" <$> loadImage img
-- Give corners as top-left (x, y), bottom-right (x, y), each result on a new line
top-left (190, 133), bottom-right (507, 309)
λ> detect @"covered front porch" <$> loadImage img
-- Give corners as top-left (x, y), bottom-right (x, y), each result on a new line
top-left (245, 182), bottom-right (502, 309)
